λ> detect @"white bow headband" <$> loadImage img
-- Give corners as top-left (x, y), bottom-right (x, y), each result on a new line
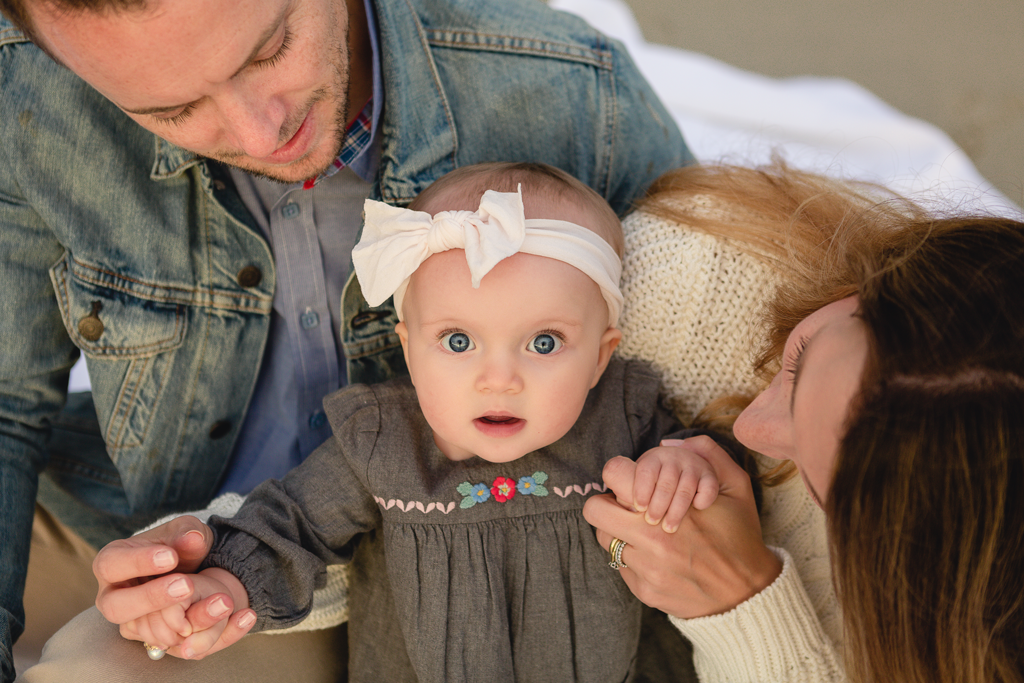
top-left (352, 188), bottom-right (623, 327)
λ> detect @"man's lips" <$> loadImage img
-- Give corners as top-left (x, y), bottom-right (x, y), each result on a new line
top-left (262, 107), bottom-right (315, 164)
top-left (473, 414), bottom-right (525, 437)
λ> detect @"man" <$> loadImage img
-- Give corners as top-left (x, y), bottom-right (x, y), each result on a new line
top-left (0, 0), bottom-right (690, 679)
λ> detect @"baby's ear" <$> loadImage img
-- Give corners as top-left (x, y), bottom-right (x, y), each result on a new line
top-left (590, 327), bottom-right (623, 388)
top-left (395, 322), bottom-right (413, 381)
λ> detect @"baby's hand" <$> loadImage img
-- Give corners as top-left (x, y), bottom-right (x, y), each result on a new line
top-left (632, 437), bottom-right (720, 532)
top-left (124, 568), bottom-right (248, 659)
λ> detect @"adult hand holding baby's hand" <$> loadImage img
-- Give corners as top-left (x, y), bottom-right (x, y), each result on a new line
top-left (93, 515), bottom-right (256, 659)
top-left (584, 436), bottom-right (781, 619)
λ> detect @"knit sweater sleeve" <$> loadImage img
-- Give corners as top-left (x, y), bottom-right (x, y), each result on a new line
top-left (669, 547), bottom-right (844, 682)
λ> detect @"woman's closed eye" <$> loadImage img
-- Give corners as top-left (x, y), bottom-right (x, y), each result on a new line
top-left (783, 334), bottom-right (810, 383)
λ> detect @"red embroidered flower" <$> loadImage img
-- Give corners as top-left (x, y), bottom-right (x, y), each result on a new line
top-left (491, 476), bottom-right (517, 503)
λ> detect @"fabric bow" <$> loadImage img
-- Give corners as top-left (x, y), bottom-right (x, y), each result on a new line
top-left (352, 188), bottom-right (623, 325)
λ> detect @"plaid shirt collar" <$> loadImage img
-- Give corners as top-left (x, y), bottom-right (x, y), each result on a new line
top-left (302, 96), bottom-right (374, 190)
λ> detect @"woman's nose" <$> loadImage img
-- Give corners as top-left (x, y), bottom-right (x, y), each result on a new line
top-left (733, 372), bottom-right (793, 459)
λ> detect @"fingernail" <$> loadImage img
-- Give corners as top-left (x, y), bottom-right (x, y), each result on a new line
top-left (644, 512), bottom-right (658, 526)
top-left (208, 598), bottom-right (229, 618)
top-left (153, 549), bottom-right (174, 570)
top-left (168, 578), bottom-right (190, 598)
top-left (185, 530), bottom-right (205, 542)
top-left (239, 612), bottom-right (256, 629)
top-left (182, 646), bottom-right (194, 659)
top-left (663, 523), bottom-right (678, 534)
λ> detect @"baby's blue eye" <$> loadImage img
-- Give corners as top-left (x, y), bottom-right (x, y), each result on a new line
top-left (441, 332), bottom-right (474, 353)
top-left (528, 333), bottom-right (562, 355)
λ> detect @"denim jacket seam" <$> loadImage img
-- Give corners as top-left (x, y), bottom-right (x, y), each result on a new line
top-left (0, 26), bottom-right (27, 48)
top-left (52, 259), bottom-right (189, 356)
top-left (424, 31), bottom-right (613, 70)
top-left (106, 356), bottom-right (146, 447)
top-left (67, 256), bottom-right (272, 311)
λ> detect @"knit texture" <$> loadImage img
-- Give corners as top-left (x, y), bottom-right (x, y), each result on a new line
top-left (616, 207), bottom-right (843, 678)
top-left (669, 548), bottom-right (844, 682)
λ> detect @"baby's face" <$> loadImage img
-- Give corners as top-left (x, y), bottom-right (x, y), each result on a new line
top-left (396, 249), bottom-right (621, 463)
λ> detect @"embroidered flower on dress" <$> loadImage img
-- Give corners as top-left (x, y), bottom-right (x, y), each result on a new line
top-left (456, 471), bottom-right (550, 508)
top-left (517, 472), bottom-right (549, 496)
top-left (491, 476), bottom-right (516, 502)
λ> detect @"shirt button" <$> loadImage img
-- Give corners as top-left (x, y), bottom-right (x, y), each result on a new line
top-left (282, 203), bottom-right (301, 219)
top-left (300, 309), bottom-right (320, 330)
top-left (236, 266), bottom-right (262, 288)
top-left (309, 411), bottom-right (327, 429)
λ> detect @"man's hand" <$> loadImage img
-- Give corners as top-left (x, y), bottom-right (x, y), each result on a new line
top-left (93, 515), bottom-right (256, 659)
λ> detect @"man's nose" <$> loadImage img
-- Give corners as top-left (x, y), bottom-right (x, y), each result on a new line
top-left (218, 86), bottom-right (289, 159)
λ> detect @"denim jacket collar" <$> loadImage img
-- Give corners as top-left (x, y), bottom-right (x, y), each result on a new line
top-left (151, 137), bottom-right (204, 180)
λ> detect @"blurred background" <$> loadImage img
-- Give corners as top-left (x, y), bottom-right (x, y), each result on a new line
top-left (619, 0), bottom-right (1023, 205)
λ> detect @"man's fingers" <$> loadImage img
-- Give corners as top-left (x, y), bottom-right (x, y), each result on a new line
top-left (92, 542), bottom-right (179, 587)
top-left (97, 574), bottom-right (194, 625)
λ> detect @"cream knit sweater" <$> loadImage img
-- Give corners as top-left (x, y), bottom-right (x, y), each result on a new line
top-left (162, 206), bottom-right (845, 681)
top-left (616, 208), bottom-right (844, 682)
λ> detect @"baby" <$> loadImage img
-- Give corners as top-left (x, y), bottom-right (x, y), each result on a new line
top-left (116, 162), bottom-right (726, 681)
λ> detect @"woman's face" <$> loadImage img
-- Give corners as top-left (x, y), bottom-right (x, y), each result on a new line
top-left (733, 296), bottom-right (869, 507)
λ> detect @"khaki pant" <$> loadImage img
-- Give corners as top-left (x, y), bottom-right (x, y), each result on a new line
top-left (14, 506), bottom-right (347, 683)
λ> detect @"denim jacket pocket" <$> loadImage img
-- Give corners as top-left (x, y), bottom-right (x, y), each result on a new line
top-left (50, 254), bottom-right (187, 449)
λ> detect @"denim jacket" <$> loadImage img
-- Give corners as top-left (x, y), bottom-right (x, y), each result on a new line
top-left (0, 0), bottom-right (689, 674)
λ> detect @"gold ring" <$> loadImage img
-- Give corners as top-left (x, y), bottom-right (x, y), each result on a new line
top-left (144, 642), bottom-right (167, 661)
top-left (608, 537), bottom-right (628, 570)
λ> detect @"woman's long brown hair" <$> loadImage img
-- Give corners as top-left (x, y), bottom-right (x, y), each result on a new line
top-left (640, 162), bottom-right (1024, 682)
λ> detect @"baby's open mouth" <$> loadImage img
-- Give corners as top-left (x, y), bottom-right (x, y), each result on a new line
top-left (479, 415), bottom-right (521, 425)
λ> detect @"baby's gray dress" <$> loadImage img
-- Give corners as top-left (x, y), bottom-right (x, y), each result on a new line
top-left (206, 359), bottom-right (687, 682)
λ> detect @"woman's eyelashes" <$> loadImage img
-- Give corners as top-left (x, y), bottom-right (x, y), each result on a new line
top-left (783, 334), bottom-right (810, 383)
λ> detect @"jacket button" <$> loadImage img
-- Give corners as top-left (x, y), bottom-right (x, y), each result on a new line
top-left (78, 316), bottom-right (104, 341)
top-left (209, 420), bottom-right (232, 440)
top-left (236, 266), bottom-right (262, 288)
top-left (78, 301), bottom-right (104, 341)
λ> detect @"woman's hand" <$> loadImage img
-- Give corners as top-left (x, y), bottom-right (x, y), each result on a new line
top-left (583, 435), bottom-right (782, 619)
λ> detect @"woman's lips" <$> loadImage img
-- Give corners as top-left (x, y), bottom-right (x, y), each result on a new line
top-left (474, 415), bottom-right (525, 437)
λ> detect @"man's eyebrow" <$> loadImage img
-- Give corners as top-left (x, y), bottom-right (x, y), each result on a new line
top-left (118, 4), bottom-right (289, 116)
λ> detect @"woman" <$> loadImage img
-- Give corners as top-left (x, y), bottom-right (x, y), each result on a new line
top-left (590, 162), bottom-right (1024, 682)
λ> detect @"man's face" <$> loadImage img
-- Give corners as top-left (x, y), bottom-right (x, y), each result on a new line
top-left (29, 0), bottom-right (371, 183)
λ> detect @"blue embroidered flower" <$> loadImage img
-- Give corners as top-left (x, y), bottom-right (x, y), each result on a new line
top-left (457, 471), bottom-right (547, 508)
top-left (517, 472), bottom-right (549, 497)
top-left (470, 483), bottom-right (490, 503)
top-left (457, 481), bottom-right (491, 508)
